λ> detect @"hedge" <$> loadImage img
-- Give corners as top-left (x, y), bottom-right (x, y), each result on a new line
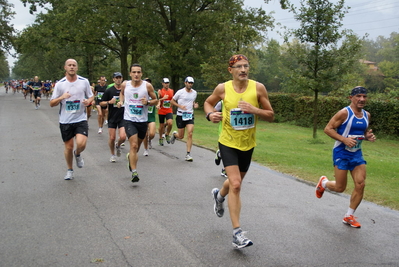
top-left (197, 92), bottom-right (399, 137)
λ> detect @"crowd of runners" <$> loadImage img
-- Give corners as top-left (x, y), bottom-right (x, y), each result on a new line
top-left (2, 54), bottom-right (376, 250)
top-left (3, 78), bottom-right (54, 103)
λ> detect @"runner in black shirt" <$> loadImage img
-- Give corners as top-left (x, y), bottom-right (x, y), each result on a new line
top-left (94, 76), bottom-right (108, 133)
top-left (99, 72), bottom-right (126, 162)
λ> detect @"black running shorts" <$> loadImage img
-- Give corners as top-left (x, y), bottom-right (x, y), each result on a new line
top-left (124, 120), bottom-right (148, 140)
top-left (218, 142), bottom-right (254, 173)
top-left (158, 113), bottom-right (173, 124)
top-left (175, 115), bottom-right (194, 129)
top-left (59, 121), bottom-right (89, 142)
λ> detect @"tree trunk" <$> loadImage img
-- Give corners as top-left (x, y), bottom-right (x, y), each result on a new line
top-left (313, 89), bottom-right (319, 139)
top-left (85, 52), bottom-right (94, 83)
top-left (119, 36), bottom-right (130, 79)
top-left (171, 73), bottom-right (180, 114)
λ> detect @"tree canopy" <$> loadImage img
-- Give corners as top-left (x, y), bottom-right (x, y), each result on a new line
top-left (7, 0), bottom-right (399, 108)
top-left (15, 0), bottom-right (273, 90)
top-left (0, 0), bottom-right (14, 52)
top-left (283, 0), bottom-right (363, 138)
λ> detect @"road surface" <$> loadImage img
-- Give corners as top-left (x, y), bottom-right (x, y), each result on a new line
top-left (1, 88), bottom-right (398, 266)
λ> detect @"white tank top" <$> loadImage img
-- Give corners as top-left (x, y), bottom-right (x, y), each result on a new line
top-left (123, 80), bottom-right (149, 122)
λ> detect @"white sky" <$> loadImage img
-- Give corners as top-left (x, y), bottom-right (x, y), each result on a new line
top-left (245, 0), bottom-right (399, 41)
top-left (6, 0), bottom-right (399, 67)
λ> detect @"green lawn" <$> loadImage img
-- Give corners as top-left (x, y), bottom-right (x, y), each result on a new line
top-left (189, 110), bottom-right (399, 211)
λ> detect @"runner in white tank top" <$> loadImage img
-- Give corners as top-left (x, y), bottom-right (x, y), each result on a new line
top-left (117, 64), bottom-right (158, 183)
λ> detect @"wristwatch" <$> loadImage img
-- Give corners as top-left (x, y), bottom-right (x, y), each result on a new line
top-left (206, 112), bottom-right (213, 121)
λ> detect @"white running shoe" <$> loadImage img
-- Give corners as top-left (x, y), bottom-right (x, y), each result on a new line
top-left (185, 154), bottom-right (193, 162)
top-left (74, 150), bottom-right (84, 168)
top-left (64, 170), bottom-right (74, 180)
top-left (211, 188), bottom-right (224, 217)
top-left (98, 128), bottom-right (102, 134)
top-left (232, 230), bottom-right (253, 249)
top-left (110, 155), bottom-right (116, 163)
top-left (170, 131), bottom-right (177, 144)
top-left (104, 120), bottom-right (108, 125)
top-left (143, 150), bottom-right (149, 156)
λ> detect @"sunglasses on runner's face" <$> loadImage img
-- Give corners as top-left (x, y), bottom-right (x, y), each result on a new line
top-left (231, 64), bottom-right (250, 69)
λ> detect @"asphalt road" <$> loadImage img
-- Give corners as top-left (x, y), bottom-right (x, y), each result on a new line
top-left (1, 88), bottom-right (399, 267)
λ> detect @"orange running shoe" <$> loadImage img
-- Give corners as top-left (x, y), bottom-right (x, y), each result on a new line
top-left (315, 176), bottom-right (328, 198)
top-left (343, 215), bottom-right (361, 228)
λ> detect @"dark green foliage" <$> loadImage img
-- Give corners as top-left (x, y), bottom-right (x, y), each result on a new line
top-left (267, 93), bottom-right (399, 137)
top-left (197, 92), bottom-right (399, 137)
top-left (284, 0), bottom-right (363, 138)
top-left (0, 0), bottom-right (14, 52)
top-left (365, 99), bottom-right (399, 137)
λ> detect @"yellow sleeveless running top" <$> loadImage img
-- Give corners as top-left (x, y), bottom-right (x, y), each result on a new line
top-left (219, 79), bottom-right (258, 151)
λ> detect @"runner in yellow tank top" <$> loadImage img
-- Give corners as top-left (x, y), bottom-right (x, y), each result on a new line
top-left (204, 54), bottom-right (274, 249)
top-left (219, 79), bottom-right (258, 151)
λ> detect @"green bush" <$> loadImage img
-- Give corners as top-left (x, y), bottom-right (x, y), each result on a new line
top-left (197, 92), bottom-right (399, 137)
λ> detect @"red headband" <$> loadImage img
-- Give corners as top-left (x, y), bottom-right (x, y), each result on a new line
top-left (229, 54), bottom-right (249, 67)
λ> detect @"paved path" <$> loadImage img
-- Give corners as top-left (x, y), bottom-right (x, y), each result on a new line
top-left (1, 88), bottom-right (399, 267)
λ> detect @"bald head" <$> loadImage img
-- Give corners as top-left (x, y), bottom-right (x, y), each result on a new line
top-left (64, 58), bottom-right (79, 80)
top-left (65, 58), bottom-right (78, 67)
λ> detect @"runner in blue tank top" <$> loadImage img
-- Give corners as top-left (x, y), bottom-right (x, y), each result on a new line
top-left (316, 86), bottom-right (376, 228)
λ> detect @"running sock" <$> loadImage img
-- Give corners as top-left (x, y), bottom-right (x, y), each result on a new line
top-left (132, 169), bottom-right (137, 173)
top-left (233, 227), bottom-right (241, 235)
top-left (345, 208), bottom-right (355, 217)
top-left (68, 169), bottom-right (73, 171)
top-left (322, 178), bottom-right (328, 188)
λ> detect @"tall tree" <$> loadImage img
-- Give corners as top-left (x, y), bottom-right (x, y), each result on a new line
top-left (0, 0), bottom-right (15, 53)
top-left (139, 1), bottom-right (273, 90)
top-left (253, 39), bottom-right (283, 92)
top-left (361, 33), bottom-right (399, 63)
top-left (21, 0), bottom-right (145, 79)
top-left (0, 50), bottom-right (10, 79)
top-left (284, 0), bottom-right (362, 138)
top-left (19, 0), bottom-right (273, 90)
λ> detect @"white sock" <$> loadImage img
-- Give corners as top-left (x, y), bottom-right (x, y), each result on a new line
top-left (345, 208), bottom-right (355, 217)
top-left (322, 178), bottom-right (329, 188)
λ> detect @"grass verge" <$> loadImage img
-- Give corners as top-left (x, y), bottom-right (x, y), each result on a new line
top-left (187, 110), bottom-right (399, 211)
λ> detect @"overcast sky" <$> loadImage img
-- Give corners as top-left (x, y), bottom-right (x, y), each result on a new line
top-left (246, 0), bottom-right (399, 41)
top-left (6, 0), bottom-right (399, 67)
